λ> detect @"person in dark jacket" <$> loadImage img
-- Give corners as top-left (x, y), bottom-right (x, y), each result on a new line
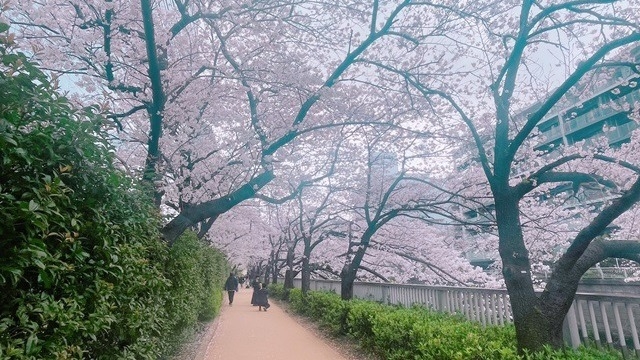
top-left (254, 283), bottom-right (270, 311)
top-left (224, 272), bottom-right (239, 305)
top-left (250, 277), bottom-right (260, 306)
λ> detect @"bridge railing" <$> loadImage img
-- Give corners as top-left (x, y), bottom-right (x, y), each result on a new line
top-left (289, 279), bottom-right (640, 356)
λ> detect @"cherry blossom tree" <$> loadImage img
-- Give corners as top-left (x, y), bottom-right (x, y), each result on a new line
top-left (7, 0), bottom-right (475, 246)
top-left (365, 218), bottom-right (498, 286)
top-left (202, 201), bottom-right (275, 269)
top-left (328, 124), bottom-right (489, 299)
top-left (256, 121), bottom-right (494, 294)
top-left (375, 0), bottom-right (640, 351)
top-left (293, 183), bottom-right (345, 292)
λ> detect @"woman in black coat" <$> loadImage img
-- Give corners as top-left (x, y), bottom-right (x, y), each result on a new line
top-left (250, 277), bottom-right (260, 306)
top-left (254, 283), bottom-right (270, 311)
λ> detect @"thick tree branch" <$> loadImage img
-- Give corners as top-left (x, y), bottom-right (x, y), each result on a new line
top-left (513, 153), bottom-right (640, 198)
top-left (556, 175), bottom-right (640, 272)
top-left (263, 1), bottom-right (410, 156)
top-left (514, 171), bottom-right (616, 199)
top-left (358, 265), bottom-right (389, 282)
top-left (140, 0), bottom-right (167, 206)
top-left (196, 215), bottom-right (218, 239)
top-left (162, 170), bottom-right (275, 244)
top-left (566, 239), bottom-right (640, 282)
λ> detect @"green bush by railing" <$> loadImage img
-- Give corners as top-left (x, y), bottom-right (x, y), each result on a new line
top-left (268, 283), bottom-right (290, 301)
top-left (278, 289), bottom-right (622, 360)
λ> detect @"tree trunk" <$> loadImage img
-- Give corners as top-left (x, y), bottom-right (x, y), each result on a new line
top-left (265, 250), bottom-right (276, 285)
top-left (271, 258), bottom-right (279, 284)
top-left (513, 310), bottom-right (565, 350)
top-left (264, 265), bottom-right (271, 286)
top-left (284, 269), bottom-right (294, 290)
top-left (521, 180), bottom-right (640, 351)
top-left (140, 0), bottom-right (166, 207)
top-left (301, 249), bottom-right (311, 294)
top-left (340, 232), bottom-right (371, 300)
top-left (270, 261), bottom-right (277, 284)
top-left (494, 192), bottom-right (561, 352)
top-left (340, 265), bottom-right (356, 300)
top-left (532, 262), bottom-right (587, 349)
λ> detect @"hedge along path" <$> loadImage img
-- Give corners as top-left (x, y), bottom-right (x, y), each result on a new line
top-left (195, 288), bottom-right (348, 360)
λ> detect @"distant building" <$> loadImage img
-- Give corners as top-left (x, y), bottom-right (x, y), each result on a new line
top-left (460, 46), bottom-right (640, 272)
top-left (535, 46), bottom-right (640, 151)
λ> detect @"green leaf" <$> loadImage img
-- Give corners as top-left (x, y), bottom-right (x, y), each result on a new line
top-left (25, 333), bottom-right (37, 354)
top-left (1, 133), bottom-right (17, 146)
top-left (28, 200), bottom-right (40, 212)
top-left (15, 147), bottom-right (27, 158)
top-left (32, 259), bottom-right (45, 269)
top-left (38, 270), bottom-right (52, 289)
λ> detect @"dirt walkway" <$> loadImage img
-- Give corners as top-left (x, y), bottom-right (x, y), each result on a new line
top-left (193, 289), bottom-right (348, 360)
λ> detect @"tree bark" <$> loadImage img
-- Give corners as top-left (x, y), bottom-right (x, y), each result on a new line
top-left (340, 266), bottom-right (356, 300)
top-left (284, 248), bottom-right (296, 290)
top-left (497, 176), bottom-right (640, 352)
top-left (264, 263), bottom-right (271, 286)
top-left (301, 247), bottom-right (311, 294)
top-left (284, 269), bottom-right (294, 290)
top-left (269, 250), bottom-right (279, 284)
top-left (140, 0), bottom-right (166, 207)
top-left (340, 232), bottom-right (372, 300)
top-left (495, 193), bottom-right (585, 351)
top-left (494, 191), bottom-right (548, 351)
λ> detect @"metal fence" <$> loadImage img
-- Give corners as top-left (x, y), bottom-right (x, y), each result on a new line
top-left (290, 279), bottom-right (640, 357)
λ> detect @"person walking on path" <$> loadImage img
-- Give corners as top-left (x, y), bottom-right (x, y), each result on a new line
top-left (254, 283), bottom-right (271, 311)
top-left (194, 289), bottom-right (349, 359)
top-left (250, 276), bottom-right (260, 306)
top-left (224, 272), bottom-right (239, 306)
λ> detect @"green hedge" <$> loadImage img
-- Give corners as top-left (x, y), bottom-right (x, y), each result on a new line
top-left (268, 283), bottom-right (290, 301)
top-left (164, 232), bottom-right (226, 353)
top-left (0, 25), bottom-right (226, 359)
top-left (280, 289), bottom-right (622, 360)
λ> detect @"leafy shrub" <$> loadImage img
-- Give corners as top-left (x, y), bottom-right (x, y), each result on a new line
top-left (288, 288), bottom-right (305, 314)
top-left (522, 346), bottom-right (622, 360)
top-left (408, 312), bottom-right (519, 360)
top-left (304, 291), bottom-right (349, 335)
top-left (0, 26), bottom-right (167, 358)
top-left (195, 242), bottom-right (226, 321)
top-left (282, 289), bottom-right (622, 360)
top-left (0, 24), bottom-right (227, 359)
top-left (268, 283), bottom-right (290, 301)
top-left (345, 299), bottom-right (385, 349)
top-left (164, 232), bottom-right (226, 353)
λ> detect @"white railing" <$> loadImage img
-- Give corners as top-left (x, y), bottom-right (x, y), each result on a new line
top-left (569, 292), bottom-right (640, 357)
top-left (583, 266), bottom-right (638, 280)
top-left (290, 279), bottom-right (640, 355)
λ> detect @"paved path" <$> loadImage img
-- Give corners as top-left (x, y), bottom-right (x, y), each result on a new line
top-left (194, 288), bottom-right (348, 360)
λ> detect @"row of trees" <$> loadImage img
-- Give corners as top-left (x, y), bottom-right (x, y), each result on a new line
top-left (7, 0), bottom-right (640, 352)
